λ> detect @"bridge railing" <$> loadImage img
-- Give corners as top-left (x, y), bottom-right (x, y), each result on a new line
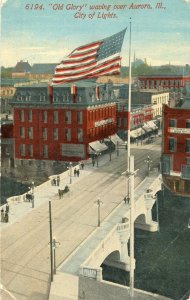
top-left (1, 164), bottom-right (80, 210)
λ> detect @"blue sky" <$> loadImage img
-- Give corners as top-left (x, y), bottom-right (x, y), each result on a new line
top-left (1, 0), bottom-right (190, 67)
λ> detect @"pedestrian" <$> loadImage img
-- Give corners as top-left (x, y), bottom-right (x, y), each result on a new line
top-left (127, 197), bottom-right (130, 204)
top-left (57, 175), bottom-right (60, 186)
top-left (1, 208), bottom-right (4, 222)
top-left (123, 197), bottom-right (127, 204)
top-left (5, 203), bottom-right (9, 214)
top-left (53, 178), bottom-right (56, 186)
top-left (4, 212), bottom-right (9, 223)
top-left (74, 168), bottom-right (77, 177)
top-left (77, 169), bottom-right (80, 177)
top-left (92, 159), bottom-right (95, 167)
top-left (81, 162), bottom-right (84, 170)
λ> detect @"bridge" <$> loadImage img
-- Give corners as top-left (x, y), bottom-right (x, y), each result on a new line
top-left (1, 141), bottom-right (171, 300)
top-left (49, 172), bottom-right (168, 300)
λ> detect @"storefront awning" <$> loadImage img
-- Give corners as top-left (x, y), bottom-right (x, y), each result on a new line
top-left (89, 141), bottom-right (108, 153)
top-left (110, 134), bottom-right (124, 145)
top-left (142, 126), bottom-right (152, 133)
top-left (130, 128), bottom-right (145, 138)
top-left (130, 129), bottom-right (139, 138)
top-left (146, 121), bottom-right (158, 130)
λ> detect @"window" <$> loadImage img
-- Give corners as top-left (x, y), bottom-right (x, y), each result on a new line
top-left (20, 110), bottom-right (24, 122)
top-left (28, 127), bottom-right (33, 139)
top-left (169, 119), bottom-right (177, 127)
top-left (186, 157), bottom-right (190, 164)
top-left (186, 140), bottom-right (190, 153)
top-left (77, 128), bottom-right (83, 142)
top-left (65, 128), bottom-right (71, 141)
top-left (77, 111), bottom-right (83, 124)
top-left (54, 111), bottom-right (58, 124)
top-left (20, 127), bottom-right (25, 138)
top-left (43, 128), bottom-right (48, 140)
top-left (186, 120), bottom-right (190, 128)
top-left (54, 128), bottom-right (58, 140)
top-left (169, 138), bottom-right (176, 152)
top-left (28, 110), bottom-right (32, 122)
top-left (40, 93), bottom-right (46, 102)
top-left (43, 111), bottom-right (47, 123)
top-left (66, 111), bottom-right (71, 124)
top-left (43, 145), bottom-right (48, 158)
top-left (124, 118), bottom-right (128, 127)
top-left (29, 145), bottom-right (33, 157)
top-left (20, 144), bottom-right (26, 156)
top-left (117, 117), bottom-right (121, 126)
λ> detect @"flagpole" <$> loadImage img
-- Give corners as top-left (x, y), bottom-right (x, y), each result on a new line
top-left (127, 18), bottom-right (132, 160)
top-left (128, 17), bottom-right (135, 299)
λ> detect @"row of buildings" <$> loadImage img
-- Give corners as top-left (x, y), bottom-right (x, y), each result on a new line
top-left (1, 61), bottom-right (190, 196)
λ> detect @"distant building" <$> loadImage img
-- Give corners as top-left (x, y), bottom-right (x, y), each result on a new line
top-left (1, 116), bottom-right (14, 168)
top-left (0, 78), bottom-right (35, 115)
top-left (12, 61), bottom-right (32, 78)
top-left (0, 85), bottom-right (16, 114)
top-left (29, 63), bottom-right (57, 81)
top-left (162, 99), bottom-right (190, 196)
top-left (118, 85), bottom-right (169, 118)
top-left (138, 74), bottom-right (190, 95)
top-left (131, 90), bottom-right (169, 118)
top-left (116, 101), bottom-right (155, 140)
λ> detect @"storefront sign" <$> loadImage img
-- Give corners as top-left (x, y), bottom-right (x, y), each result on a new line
top-left (95, 118), bottom-right (114, 127)
top-left (169, 128), bottom-right (190, 134)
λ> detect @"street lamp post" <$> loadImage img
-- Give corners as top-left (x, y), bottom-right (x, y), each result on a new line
top-left (117, 141), bottom-right (119, 156)
top-left (52, 237), bottom-right (60, 274)
top-left (145, 155), bottom-right (152, 176)
top-left (94, 198), bottom-right (103, 227)
top-left (68, 162), bottom-right (72, 184)
top-left (49, 201), bottom-right (53, 282)
top-left (31, 181), bottom-right (34, 208)
top-left (96, 152), bottom-right (101, 168)
top-left (109, 136), bottom-right (112, 161)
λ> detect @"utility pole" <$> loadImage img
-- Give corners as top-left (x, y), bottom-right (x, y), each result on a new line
top-left (49, 201), bottom-right (53, 282)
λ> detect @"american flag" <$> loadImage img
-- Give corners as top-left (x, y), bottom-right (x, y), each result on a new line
top-left (52, 28), bottom-right (126, 85)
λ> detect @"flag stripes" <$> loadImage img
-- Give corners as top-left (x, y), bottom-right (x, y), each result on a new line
top-left (52, 28), bottom-right (126, 85)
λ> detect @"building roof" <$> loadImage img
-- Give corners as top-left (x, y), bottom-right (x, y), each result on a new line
top-left (138, 74), bottom-right (190, 79)
top-left (13, 61), bottom-right (32, 73)
top-left (17, 80), bottom-right (102, 89)
top-left (1, 78), bottom-right (31, 86)
top-left (30, 64), bottom-right (57, 74)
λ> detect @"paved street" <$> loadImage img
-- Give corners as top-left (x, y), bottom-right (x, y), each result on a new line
top-left (0, 139), bottom-right (161, 300)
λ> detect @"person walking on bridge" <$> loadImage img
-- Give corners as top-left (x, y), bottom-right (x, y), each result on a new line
top-left (1, 208), bottom-right (5, 222)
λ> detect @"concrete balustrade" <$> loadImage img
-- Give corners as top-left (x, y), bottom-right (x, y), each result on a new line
top-left (0, 164), bottom-right (81, 210)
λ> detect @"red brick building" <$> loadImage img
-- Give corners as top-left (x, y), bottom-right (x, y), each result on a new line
top-left (11, 82), bottom-right (118, 163)
top-left (11, 81), bottom-right (159, 165)
top-left (138, 75), bottom-right (190, 91)
top-left (162, 100), bottom-right (190, 196)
